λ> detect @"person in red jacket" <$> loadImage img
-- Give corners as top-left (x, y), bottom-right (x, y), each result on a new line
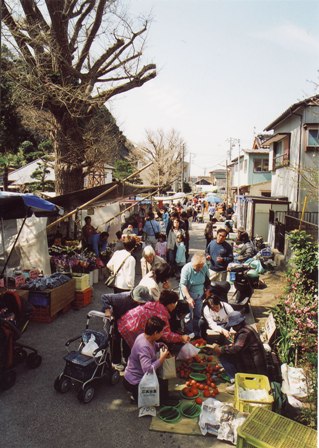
top-left (118, 290), bottom-right (190, 349)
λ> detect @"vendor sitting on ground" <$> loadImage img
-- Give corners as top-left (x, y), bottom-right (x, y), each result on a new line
top-left (199, 294), bottom-right (234, 345)
top-left (236, 231), bottom-right (256, 262)
top-left (212, 311), bottom-right (268, 392)
top-left (123, 316), bottom-right (176, 406)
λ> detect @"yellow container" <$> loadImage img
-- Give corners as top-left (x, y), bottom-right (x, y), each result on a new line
top-left (72, 273), bottom-right (90, 291)
top-left (234, 373), bottom-right (274, 413)
top-left (236, 407), bottom-right (317, 448)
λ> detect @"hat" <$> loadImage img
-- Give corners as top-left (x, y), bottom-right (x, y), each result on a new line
top-left (225, 311), bottom-right (245, 329)
top-left (132, 285), bottom-right (153, 303)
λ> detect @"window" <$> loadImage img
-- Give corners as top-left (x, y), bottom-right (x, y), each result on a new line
top-left (254, 158), bottom-right (269, 172)
top-left (306, 128), bottom-right (319, 151)
top-left (273, 138), bottom-right (289, 169)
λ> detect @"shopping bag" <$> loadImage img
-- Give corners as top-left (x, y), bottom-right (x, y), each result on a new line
top-left (176, 342), bottom-right (200, 360)
top-left (81, 334), bottom-right (99, 357)
top-left (104, 267), bottom-right (116, 287)
top-left (158, 356), bottom-right (176, 380)
top-left (138, 367), bottom-right (160, 408)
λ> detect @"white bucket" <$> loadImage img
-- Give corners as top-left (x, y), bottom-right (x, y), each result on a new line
top-left (89, 271), bottom-right (94, 286)
top-left (93, 269), bottom-right (99, 283)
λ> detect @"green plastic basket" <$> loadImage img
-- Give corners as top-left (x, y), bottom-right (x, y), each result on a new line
top-left (236, 407), bottom-right (317, 448)
top-left (180, 401), bottom-right (201, 419)
top-left (190, 362), bottom-right (206, 371)
top-left (189, 372), bottom-right (206, 382)
top-left (157, 406), bottom-right (181, 424)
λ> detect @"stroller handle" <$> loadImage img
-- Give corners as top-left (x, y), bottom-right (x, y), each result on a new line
top-left (87, 310), bottom-right (106, 319)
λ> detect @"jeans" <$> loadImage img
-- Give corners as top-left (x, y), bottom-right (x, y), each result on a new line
top-left (185, 294), bottom-right (203, 337)
top-left (219, 354), bottom-right (238, 380)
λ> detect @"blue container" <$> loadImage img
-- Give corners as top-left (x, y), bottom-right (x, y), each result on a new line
top-left (28, 291), bottom-right (50, 307)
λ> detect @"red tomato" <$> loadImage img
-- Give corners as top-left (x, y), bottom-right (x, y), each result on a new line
top-left (203, 390), bottom-right (210, 397)
top-left (195, 397), bottom-right (203, 405)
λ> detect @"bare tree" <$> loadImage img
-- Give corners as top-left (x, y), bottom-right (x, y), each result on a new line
top-left (131, 129), bottom-right (185, 187)
top-left (1, 0), bottom-right (156, 195)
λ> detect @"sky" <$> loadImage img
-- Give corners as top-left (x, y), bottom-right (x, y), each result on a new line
top-left (109, 0), bottom-right (319, 176)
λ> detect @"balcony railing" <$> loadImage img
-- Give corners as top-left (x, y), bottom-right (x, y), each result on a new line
top-left (273, 153), bottom-right (289, 170)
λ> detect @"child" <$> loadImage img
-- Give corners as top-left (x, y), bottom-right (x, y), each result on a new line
top-left (155, 233), bottom-right (167, 260)
top-left (175, 233), bottom-right (186, 279)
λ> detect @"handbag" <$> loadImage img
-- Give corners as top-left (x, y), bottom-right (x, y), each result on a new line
top-left (158, 356), bottom-right (176, 380)
top-left (150, 220), bottom-right (160, 239)
top-left (104, 253), bottom-right (131, 287)
top-left (138, 367), bottom-right (160, 408)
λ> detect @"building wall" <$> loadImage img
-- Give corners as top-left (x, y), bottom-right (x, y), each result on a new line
top-left (270, 107), bottom-right (319, 211)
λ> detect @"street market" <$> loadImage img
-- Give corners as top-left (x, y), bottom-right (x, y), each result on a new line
top-left (0, 192), bottom-right (317, 448)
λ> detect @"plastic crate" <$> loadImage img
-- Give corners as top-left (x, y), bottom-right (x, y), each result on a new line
top-left (234, 373), bottom-right (274, 413)
top-left (72, 273), bottom-right (90, 291)
top-left (236, 407), bottom-right (317, 448)
top-left (72, 287), bottom-right (93, 310)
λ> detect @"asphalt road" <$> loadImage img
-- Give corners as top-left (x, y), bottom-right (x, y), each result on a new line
top-left (1, 220), bottom-right (262, 448)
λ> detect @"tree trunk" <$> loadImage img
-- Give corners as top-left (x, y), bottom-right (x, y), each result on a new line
top-left (53, 113), bottom-right (86, 196)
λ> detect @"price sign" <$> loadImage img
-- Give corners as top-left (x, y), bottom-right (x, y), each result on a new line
top-left (29, 269), bottom-right (39, 279)
top-left (15, 275), bottom-right (26, 288)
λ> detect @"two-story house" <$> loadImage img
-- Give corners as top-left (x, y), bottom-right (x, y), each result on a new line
top-left (228, 135), bottom-right (272, 201)
top-left (263, 95), bottom-right (319, 213)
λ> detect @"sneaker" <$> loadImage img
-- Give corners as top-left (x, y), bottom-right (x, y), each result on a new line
top-left (225, 384), bottom-right (235, 394)
top-left (112, 363), bottom-right (125, 371)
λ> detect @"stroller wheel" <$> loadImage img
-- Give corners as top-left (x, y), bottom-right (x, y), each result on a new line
top-left (26, 353), bottom-right (42, 369)
top-left (14, 348), bottom-right (28, 364)
top-left (78, 385), bottom-right (95, 404)
top-left (110, 370), bottom-right (120, 385)
top-left (1, 370), bottom-right (16, 391)
top-left (54, 375), bottom-right (71, 393)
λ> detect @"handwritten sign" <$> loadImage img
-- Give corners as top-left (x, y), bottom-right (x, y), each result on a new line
top-left (29, 269), bottom-right (40, 279)
top-left (15, 275), bottom-right (26, 288)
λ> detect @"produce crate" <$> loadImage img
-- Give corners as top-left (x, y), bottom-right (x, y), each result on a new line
top-left (234, 373), bottom-right (274, 413)
top-left (25, 279), bottom-right (75, 319)
top-left (71, 273), bottom-right (90, 291)
top-left (72, 287), bottom-right (93, 310)
top-left (31, 303), bottom-right (72, 323)
top-left (236, 407), bottom-right (317, 448)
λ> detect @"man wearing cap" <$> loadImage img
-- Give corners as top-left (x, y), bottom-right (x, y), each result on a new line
top-left (213, 311), bottom-right (268, 392)
top-left (101, 285), bottom-right (153, 370)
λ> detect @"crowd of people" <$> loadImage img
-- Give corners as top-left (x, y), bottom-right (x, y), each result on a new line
top-left (81, 196), bottom-right (267, 403)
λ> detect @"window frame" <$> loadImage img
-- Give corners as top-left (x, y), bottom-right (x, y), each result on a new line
top-left (305, 125), bottom-right (319, 151)
top-left (253, 157), bottom-right (269, 173)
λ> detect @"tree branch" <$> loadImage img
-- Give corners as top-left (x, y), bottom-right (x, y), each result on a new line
top-left (75, 0), bottom-right (107, 71)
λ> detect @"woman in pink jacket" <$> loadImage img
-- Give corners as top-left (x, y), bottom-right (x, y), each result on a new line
top-left (118, 290), bottom-right (190, 348)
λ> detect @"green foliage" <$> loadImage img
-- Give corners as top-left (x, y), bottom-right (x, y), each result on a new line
top-left (272, 230), bottom-right (318, 428)
top-left (113, 159), bottom-right (142, 184)
top-left (0, 45), bottom-right (34, 152)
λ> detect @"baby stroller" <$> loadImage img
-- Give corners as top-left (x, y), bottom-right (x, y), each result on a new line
top-left (0, 290), bottom-right (42, 391)
top-left (54, 310), bottom-right (120, 403)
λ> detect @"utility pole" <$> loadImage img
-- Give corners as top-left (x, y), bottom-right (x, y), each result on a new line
top-left (180, 143), bottom-right (185, 192)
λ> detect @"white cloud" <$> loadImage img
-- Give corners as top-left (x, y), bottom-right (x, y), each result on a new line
top-left (253, 22), bottom-right (319, 54)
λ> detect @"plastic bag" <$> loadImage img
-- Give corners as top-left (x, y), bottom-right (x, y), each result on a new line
top-left (158, 356), bottom-right (176, 380)
top-left (176, 342), bottom-right (200, 360)
top-left (138, 367), bottom-right (160, 408)
top-left (281, 363), bottom-right (308, 399)
top-left (81, 334), bottom-right (99, 357)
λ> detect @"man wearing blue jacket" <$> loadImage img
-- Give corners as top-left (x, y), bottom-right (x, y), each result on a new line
top-left (206, 228), bottom-right (233, 281)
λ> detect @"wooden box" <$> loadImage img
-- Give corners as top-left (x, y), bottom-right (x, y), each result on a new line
top-left (26, 279), bottom-right (75, 317)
